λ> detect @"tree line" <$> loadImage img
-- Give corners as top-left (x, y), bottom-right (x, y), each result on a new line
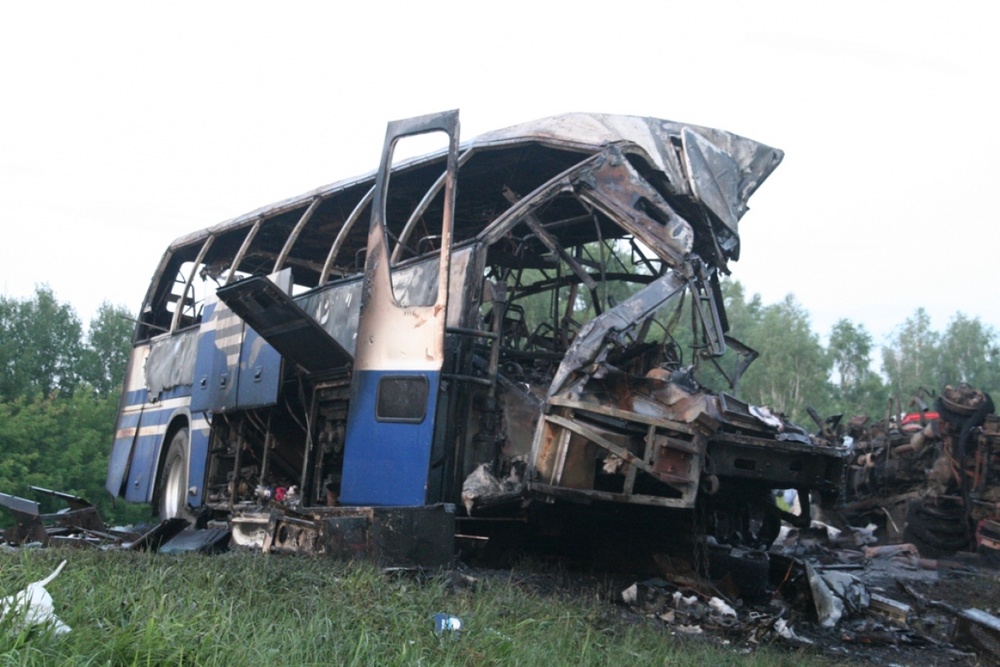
top-left (1, 281), bottom-right (997, 525)
top-left (721, 279), bottom-right (999, 425)
top-left (0, 286), bottom-right (144, 523)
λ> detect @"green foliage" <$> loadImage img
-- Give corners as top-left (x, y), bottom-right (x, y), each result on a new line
top-left (715, 289), bottom-right (998, 424)
top-left (0, 391), bottom-right (146, 524)
top-left (0, 286), bottom-right (84, 402)
top-left (0, 288), bottom-right (134, 401)
top-left (721, 282), bottom-right (833, 424)
top-left (829, 319), bottom-right (873, 390)
top-left (827, 319), bottom-right (888, 419)
top-left (0, 289), bottom-right (140, 525)
top-left (78, 302), bottom-right (134, 395)
top-left (882, 308), bottom-right (1000, 401)
top-left (938, 313), bottom-right (1000, 390)
top-left (881, 307), bottom-right (940, 400)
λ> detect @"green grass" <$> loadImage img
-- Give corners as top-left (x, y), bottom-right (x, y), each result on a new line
top-left (1, 549), bottom-right (834, 666)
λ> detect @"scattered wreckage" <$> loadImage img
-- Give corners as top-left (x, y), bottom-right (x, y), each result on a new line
top-left (843, 383), bottom-right (1000, 559)
top-left (618, 525), bottom-right (1000, 661)
top-left (0, 486), bottom-right (213, 553)
top-left (4, 107), bottom-right (1000, 660)
top-left (4, 108), bottom-right (1000, 659)
top-left (88, 109), bottom-right (848, 564)
top-left (611, 381), bottom-right (1000, 663)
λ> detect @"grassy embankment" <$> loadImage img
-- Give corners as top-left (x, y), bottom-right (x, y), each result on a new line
top-left (0, 549), bottom-right (834, 666)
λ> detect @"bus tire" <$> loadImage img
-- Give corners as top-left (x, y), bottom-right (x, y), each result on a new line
top-left (158, 427), bottom-right (191, 522)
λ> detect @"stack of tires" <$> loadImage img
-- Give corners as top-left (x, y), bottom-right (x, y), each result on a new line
top-left (903, 498), bottom-right (971, 558)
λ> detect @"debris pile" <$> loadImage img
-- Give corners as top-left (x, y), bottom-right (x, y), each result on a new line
top-left (0, 486), bottom-right (223, 554)
top-left (610, 382), bottom-right (1000, 662)
top-left (844, 383), bottom-right (999, 559)
top-left (617, 516), bottom-right (999, 661)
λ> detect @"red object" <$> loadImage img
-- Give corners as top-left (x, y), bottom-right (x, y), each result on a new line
top-left (275, 487), bottom-right (287, 501)
top-left (901, 412), bottom-right (939, 425)
top-left (977, 518), bottom-right (1000, 552)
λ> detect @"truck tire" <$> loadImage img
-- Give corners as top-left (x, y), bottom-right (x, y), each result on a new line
top-left (903, 499), bottom-right (970, 558)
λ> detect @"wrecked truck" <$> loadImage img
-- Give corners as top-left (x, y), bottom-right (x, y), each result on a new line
top-left (843, 383), bottom-right (999, 558)
top-left (105, 110), bottom-right (849, 562)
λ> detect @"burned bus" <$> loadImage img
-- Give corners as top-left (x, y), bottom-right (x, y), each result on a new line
top-left (106, 110), bottom-right (849, 561)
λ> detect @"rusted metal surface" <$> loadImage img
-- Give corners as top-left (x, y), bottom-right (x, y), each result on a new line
top-left (263, 504), bottom-right (455, 567)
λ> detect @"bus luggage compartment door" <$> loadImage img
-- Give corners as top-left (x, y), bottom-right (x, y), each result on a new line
top-left (192, 271), bottom-right (296, 413)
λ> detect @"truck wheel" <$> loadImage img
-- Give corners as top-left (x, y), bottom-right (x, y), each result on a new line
top-left (159, 428), bottom-right (191, 521)
top-left (903, 499), bottom-right (970, 558)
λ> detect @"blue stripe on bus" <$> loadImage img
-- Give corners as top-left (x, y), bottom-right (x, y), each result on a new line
top-left (115, 411), bottom-right (143, 429)
top-left (122, 388), bottom-right (149, 405)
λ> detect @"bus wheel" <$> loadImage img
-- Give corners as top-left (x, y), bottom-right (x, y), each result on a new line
top-left (159, 427), bottom-right (191, 521)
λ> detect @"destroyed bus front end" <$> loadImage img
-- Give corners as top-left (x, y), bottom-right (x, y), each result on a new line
top-left (105, 110), bottom-right (849, 563)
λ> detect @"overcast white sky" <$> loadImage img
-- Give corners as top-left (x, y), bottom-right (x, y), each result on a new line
top-left (2, 1), bottom-right (997, 350)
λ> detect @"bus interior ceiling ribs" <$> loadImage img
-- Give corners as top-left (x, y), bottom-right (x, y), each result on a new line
top-left (105, 110), bottom-right (849, 563)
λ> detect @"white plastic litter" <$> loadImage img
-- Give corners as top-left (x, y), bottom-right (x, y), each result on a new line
top-left (708, 597), bottom-right (737, 618)
top-left (621, 583), bottom-right (638, 605)
top-left (0, 560), bottom-right (71, 635)
top-left (671, 591), bottom-right (698, 607)
top-left (774, 618), bottom-right (813, 646)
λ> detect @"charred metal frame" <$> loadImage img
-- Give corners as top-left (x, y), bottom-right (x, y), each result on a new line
top-left (105, 111), bottom-right (850, 556)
